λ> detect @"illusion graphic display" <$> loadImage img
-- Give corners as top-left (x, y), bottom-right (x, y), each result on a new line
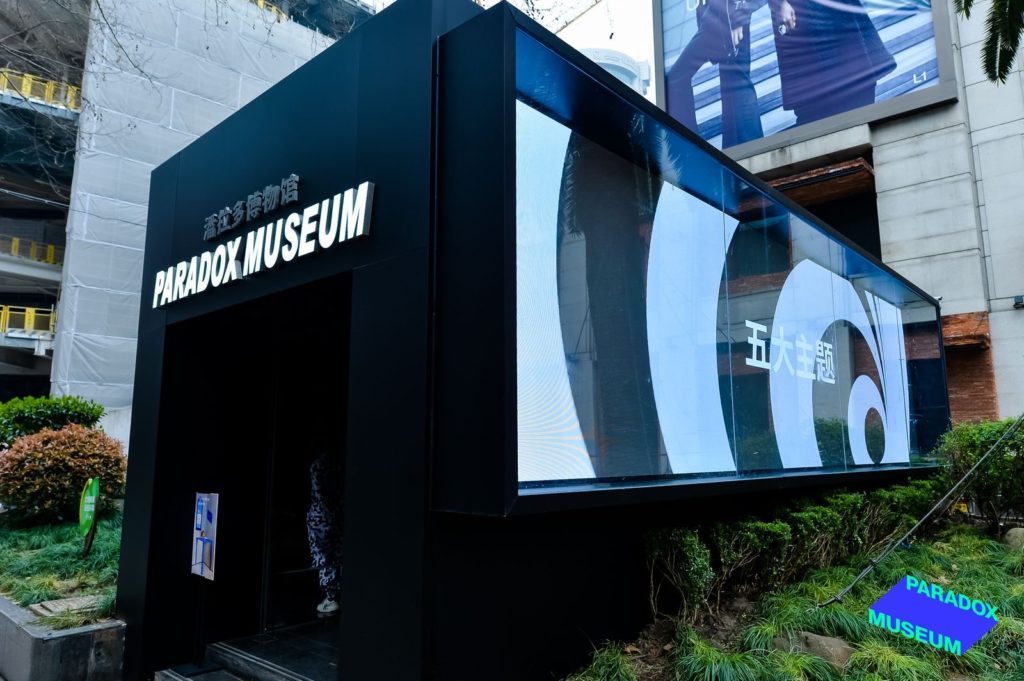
top-left (514, 98), bottom-right (945, 487)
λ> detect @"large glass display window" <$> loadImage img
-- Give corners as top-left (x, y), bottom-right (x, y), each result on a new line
top-left (513, 27), bottom-right (947, 494)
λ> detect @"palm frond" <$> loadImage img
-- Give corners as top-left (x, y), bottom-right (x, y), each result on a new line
top-left (982, 0), bottom-right (1024, 82)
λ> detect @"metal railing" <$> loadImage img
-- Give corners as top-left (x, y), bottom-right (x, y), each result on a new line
top-left (0, 69), bottom-right (80, 112)
top-left (252, 0), bottom-right (289, 21)
top-left (0, 235), bottom-right (64, 266)
top-left (0, 306), bottom-right (55, 334)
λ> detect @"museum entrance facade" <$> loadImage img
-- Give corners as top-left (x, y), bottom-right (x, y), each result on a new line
top-left (156, 275), bottom-right (349, 678)
top-left (117, 2), bottom-right (948, 679)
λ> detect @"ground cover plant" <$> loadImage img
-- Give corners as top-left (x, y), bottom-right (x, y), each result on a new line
top-left (572, 521), bottom-right (1024, 680)
top-left (0, 511), bottom-right (120, 628)
top-left (566, 456), bottom-right (1024, 681)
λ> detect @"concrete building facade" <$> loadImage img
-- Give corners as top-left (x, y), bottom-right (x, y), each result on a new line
top-left (51, 0), bottom-right (338, 411)
top-left (731, 0), bottom-right (1024, 422)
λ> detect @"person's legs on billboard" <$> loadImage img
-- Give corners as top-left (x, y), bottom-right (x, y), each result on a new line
top-left (666, 1), bottom-right (737, 139)
top-left (718, 27), bottom-right (764, 147)
top-left (665, 30), bottom-right (715, 134)
top-left (775, 0), bottom-right (893, 128)
top-left (794, 81), bottom-right (875, 126)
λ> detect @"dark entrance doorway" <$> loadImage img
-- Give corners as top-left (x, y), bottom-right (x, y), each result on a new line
top-left (157, 274), bottom-right (349, 679)
top-left (261, 279), bottom-right (348, 633)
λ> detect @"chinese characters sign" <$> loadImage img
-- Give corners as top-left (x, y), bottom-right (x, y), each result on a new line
top-left (203, 174), bottom-right (301, 241)
top-left (745, 320), bottom-right (835, 385)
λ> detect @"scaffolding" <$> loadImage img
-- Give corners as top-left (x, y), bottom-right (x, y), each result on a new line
top-left (0, 69), bottom-right (81, 112)
top-left (0, 235), bottom-right (64, 266)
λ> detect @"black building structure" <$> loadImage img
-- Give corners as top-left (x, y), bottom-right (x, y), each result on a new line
top-left (118, 1), bottom-right (949, 679)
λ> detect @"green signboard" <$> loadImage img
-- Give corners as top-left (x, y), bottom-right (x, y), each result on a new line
top-left (79, 477), bottom-right (99, 537)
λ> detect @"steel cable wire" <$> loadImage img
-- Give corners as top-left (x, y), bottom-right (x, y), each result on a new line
top-left (815, 411), bottom-right (1024, 609)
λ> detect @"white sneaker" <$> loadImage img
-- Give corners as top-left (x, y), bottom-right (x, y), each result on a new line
top-left (317, 598), bottom-right (339, 615)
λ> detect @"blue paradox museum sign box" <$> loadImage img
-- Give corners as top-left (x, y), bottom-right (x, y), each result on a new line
top-left (117, 1), bottom-right (949, 679)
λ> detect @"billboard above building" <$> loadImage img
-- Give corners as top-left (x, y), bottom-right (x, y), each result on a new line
top-left (655, 0), bottom-right (956, 153)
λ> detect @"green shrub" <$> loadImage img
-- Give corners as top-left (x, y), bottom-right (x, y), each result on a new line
top-left (945, 644), bottom-right (998, 677)
top-left (711, 520), bottom-right (791, 597)
top-left (798, 604), bottom-right (873, 643)
top-left (0, 395), bottom-right (104, 446)
top-left (821, 492), bottom-right (869, 555)
top-left (643, 479), bottom-right (943, 615)
top-left (846, 640), bottom-right (943, 681)
top-left (673, 629), bottom-right (766, 681)
top-left (742, 614), bottom-right (802, 653)
top-left (566, 645), bottom-right (637, 681)
top-left (980, 615), bottom-right (1024, 663)
top-left (1006, 549), bottom-right (1024, 578)
top-left (781, 504), bottom-right (844, 580)
top-left (0, 424), bottom-right (126, 521)
top-left (863, 479), bottom-right (939, 548)
top-left (647, 528), bottom-right (714, 619)
top-left (935, 418), bottom-right (1024, 535)
top-left (764, 650), bottom-right (839, 681)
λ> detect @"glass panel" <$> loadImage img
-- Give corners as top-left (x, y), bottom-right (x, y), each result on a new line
top-left (902, 302), bottom-right (948, 463)
top-left (514, 28), bottom-right (947, 491)
top-left (721, 177), bottom-right (792, 473)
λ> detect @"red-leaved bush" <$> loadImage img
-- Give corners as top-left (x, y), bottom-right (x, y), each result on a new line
top-left (0, 424), bottom-right (126, 521)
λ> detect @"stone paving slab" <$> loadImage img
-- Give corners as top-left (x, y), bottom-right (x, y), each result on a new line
top-left (27, 595), bottom-right (103, 618)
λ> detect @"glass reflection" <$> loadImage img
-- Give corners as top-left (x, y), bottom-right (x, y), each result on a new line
top-left (514, 29), bottom-right (948, 488)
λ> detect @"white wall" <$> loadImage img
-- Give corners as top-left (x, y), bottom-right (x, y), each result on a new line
top-left (52, 0), bottom-right (332, 408)
top-left (964, 4), bottom-right (1024, 415)
top-left (99, 406), bottom-right (133, 455)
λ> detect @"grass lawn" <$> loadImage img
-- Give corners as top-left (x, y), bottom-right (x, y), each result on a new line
top-left (570, 523), bottom-right (1024, 680)
top-left (0, 511), bottom-right (120, 628)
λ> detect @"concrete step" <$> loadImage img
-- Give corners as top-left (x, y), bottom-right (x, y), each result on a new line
top-left (205, 642), bottom-right (313, 681)
top-left (155, 667), bottom-right (247, 681)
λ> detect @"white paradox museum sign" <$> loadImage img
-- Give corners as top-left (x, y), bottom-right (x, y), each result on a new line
top-left (151, 180), bottom-right (375, 309)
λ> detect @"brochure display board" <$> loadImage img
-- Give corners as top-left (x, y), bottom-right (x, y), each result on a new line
top-left (191, 493), bottom-right (218, 581)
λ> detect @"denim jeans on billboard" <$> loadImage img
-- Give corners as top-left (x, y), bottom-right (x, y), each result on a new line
top-left (666, 17), bottom-right (764, 148)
